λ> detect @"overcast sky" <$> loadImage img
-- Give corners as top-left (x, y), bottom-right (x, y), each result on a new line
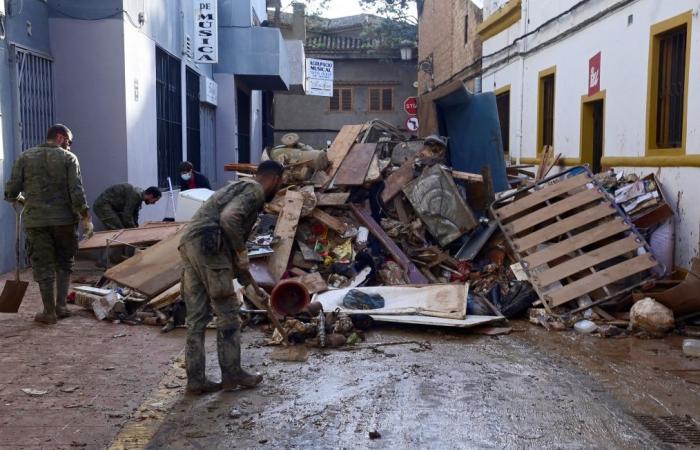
top-left (283, 0), bottom-right (484, 19)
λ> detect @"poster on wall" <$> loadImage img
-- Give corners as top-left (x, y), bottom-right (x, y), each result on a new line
top-left (305, 58), bottom-right (334, 96)
top-left (588, 51), bottom-right (601, 96)
top-left (194, 1), bottom-right (218, 64)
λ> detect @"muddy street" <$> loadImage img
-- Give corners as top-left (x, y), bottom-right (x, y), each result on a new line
top-left (135, 324), bottom-right (700, 450)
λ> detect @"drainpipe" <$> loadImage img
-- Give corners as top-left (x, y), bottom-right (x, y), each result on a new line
top-left (517, 0), bottom-right (529, 165)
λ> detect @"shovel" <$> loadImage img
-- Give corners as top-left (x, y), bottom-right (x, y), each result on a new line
top-left (0, 204), bottom-right (28, 313)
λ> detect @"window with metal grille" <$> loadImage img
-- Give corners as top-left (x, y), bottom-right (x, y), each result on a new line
top-left (156, 48), bottom-right (182, 188)
top-left (654, 25), bottom-right (686, 149)
top-left (496, 90), bottom-right (510, 154)
top-left (185, 68), bottom-right (201, 171)
top-left (540, 74), bottom-right (555, 149)
top-left (464, 14), bottom-right (469, 44)
top-left (369, 88), bottom-right (393, 111)
top-left (330, 88), bottom-right (352, 111)
top-left (13, 47), bottom-right (54, 151)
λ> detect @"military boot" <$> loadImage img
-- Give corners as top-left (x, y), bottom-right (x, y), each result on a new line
top-left (55, 270), bottom-right (71, 319)
top-left (184, 330), bottom-right (222, 395)
top-left (219, 325), bottom-right (263, 390)
top-left (35, 280), bottom-right (57, 325)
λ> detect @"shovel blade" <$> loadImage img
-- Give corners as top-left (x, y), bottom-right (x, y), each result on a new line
top-left (0, 280), bottom-right (29, 313)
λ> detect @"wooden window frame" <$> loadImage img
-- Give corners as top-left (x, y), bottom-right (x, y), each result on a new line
top-left (645, 10), bottom-right (692, 157)
top-left (330, 87), bottom-right (353, 112)
top-left (537, 66), bottom-right (556, 155)
top-left (495, 84), bottom-right (511, 155)
top-left (369, 87), bottom-right (394, 112)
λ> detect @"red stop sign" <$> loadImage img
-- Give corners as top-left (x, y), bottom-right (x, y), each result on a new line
top-left (404, 97), bottom-right (417, 115)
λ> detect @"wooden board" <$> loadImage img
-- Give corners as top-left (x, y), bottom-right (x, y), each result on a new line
top-left (380, 158), bottom-right (415, 203)
top-left (316, 192), bottom-right (350, 206)
top-left (523, 218), bottom-right (630, 268)
top-left (310, 208), bottom-right (348, 235)
top-left (146, 283), bottom-right (181, 310)
top-left (547, 253), bottom-right (657, 307)
top-left (450, 170), bottom-right (484, 182)
top-left (369, 314), bottom-right (504, 329)
top-left (513, 203), bottom-right (616, 252)
top-left (533, 235), bottom-right (644, 287)
top-left (495, 172), bottom-right (592, 220)
top-left (268, 191), bottom-right (304, 282)
top-left (333, 143), bottom-right (377, 186)
top-left (104, 228), bottom-right (185, 297)
top-left (296, 272), bottom-right (328, 294)
top-left (79, 223), bottom-right (185, 250)
top-left (325, 124), bottom-right (364, 181)
top-left (224, 162), bottom-right (258, 173)
top-left (506, 188), bottom-right (604, 234)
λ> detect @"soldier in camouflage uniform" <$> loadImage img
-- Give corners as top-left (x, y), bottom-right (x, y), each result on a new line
top-left (4, 124), bottom-right (94, 324)
top-left (93, 184), bottom-right (162, 230)
top-left (179, 160), bottom-right (283, 395)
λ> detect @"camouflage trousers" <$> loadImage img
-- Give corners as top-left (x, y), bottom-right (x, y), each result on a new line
top-left (93, 203), bottom-right (125, 230)
top-left (179, 237), bottom-right (243, 387)
top-left (25, 225), bottom-right (78, 284)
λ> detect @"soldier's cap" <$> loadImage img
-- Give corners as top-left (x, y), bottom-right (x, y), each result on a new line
top-left (424, 134), bottom-right (448, 147)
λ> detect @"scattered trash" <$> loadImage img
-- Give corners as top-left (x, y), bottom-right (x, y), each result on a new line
top-left (574, 320), bottom-right (598, 334)
top-left (629, 297), bottom-right (675, 334)
top-left (369, 430), bottom-right (381, 440)
top-left (21, 388), bottom-right (48, 396)
top-left (682, 339), bottom-right (700, 357)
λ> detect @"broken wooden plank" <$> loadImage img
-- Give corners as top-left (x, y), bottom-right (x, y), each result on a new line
top-left (448, 169), bottom-right (484, 182)
top-left (146, 283), bottom-right (181, 310)
top-left (333, 143), bottom-right (377, 186)
top-left (506, 188), bottom-right (605, 234)
top-left (268, 190), bottom-right (304, 282)
top-left (547, 253), bottom-right (657, 307)
top-left (296, 272), bottom-right (328, 294)
top-left (350, 203), bottom-right (428, 284)
top-left (310, 208), bottom-right (348, 235)
top-left (315, 192), bottom-right (350, 206)
top-left (104, 228), bottom-right (185, 297)
top-left (513, 203), bottom-right (617, 252)
top-left (495, 172), bottom-right (592, 220)
top-left (533, 235), bottom-right (644, 287)
top-left (325, 124), bottom-right (364, 181)
top-left (79, 223), bottom-right (185, 250)
top-left (522, 218), bottom-right (630, 268)
top-left (224, 162), bottom-right (258, 173)
top-left (380, 158), bottom-right (415, 204)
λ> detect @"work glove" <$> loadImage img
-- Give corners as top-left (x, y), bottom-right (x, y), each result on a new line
top-left (81, 215), bottom-right (94, 239)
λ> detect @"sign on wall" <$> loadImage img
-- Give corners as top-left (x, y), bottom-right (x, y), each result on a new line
top-left (588, 51), bottom-right (601, 96)
top-left (305, 58), bottom-right (334, 97)
top-left (404, 96), bottom-right (418, 115)
top-left (405, 116), bottom-right (419, 132)
top-left (194, 1), bottom-right (218, 64)
top-left (199, 76), bottom-right (218, 106)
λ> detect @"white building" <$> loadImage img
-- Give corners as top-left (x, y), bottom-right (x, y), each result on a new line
top-left (478, 0), bottom-right (700, 268)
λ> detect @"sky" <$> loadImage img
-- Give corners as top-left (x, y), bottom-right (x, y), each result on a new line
top-left (283, 0), bottom-right (484, 19)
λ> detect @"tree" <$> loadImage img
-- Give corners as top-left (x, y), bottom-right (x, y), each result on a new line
top-left (357, 0), bottom-right (417, 25)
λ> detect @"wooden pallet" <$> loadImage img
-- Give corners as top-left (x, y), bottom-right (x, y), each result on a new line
top-left (491, 167), bottom-right (658, 310)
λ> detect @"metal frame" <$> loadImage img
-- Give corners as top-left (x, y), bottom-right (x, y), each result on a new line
top-left (490, 165), bottom-right (658, 313)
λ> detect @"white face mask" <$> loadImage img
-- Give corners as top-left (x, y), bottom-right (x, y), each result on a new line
top-left (181, 173), bottom-right (192, 181)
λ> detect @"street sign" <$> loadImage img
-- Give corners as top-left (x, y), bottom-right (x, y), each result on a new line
top-left (404, 96), bottom-right (418, 115)
top-left (588, 51), bottom-right (601, 96)
top-left (405, 116), bottom-right (419, 132)
top-left (305, 58), bottom-right (334, 97)
top-left (194, 1), bottom-right (218, 63)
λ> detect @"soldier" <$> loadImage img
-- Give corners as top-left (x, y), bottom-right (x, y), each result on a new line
top-left (179, 160), bottom-right (284, 395)
top-left (4, 124), bottom-right (94, 324)
top-left (93, 184), bottom-right (161, 230)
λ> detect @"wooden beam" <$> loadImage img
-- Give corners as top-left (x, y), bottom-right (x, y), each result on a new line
top-left (310, 208), bottom-right (348, 235)
top-left (268, 191), bottom-right (305, 282)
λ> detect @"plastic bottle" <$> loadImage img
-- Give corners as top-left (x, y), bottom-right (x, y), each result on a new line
top-left (682, 339), bottom-right (700, 357)
top-left (574, 319), bottom-right (598, 334)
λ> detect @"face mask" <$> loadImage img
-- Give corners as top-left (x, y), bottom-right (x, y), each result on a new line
top-left (181, 173), bottom-right (192, 181)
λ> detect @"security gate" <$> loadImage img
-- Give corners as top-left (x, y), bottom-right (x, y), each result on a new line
top-left (13, 46), bottom-right (55, 151)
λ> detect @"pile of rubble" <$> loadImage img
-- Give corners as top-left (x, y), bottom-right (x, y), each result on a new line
top-left (70, 120), bottom-right (700, 349)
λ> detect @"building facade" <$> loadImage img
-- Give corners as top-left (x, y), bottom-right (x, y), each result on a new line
top-left (273, 12), bottom-right (417, 149)
top-left (479, 0), bottom-right (700, 268)
top-left (0, 0), bottom-right (303, 273)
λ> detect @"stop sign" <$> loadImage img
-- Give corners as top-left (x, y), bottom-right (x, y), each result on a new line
top-left (404, 97), bottom-right (418, 115)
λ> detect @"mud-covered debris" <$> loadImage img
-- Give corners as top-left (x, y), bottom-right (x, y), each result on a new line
top-left (629, 297), bottom-right (675, 334)
top-left (21, 388), bottom-right (48, 396)
top-left (369, 430), bottom-right (381, 440)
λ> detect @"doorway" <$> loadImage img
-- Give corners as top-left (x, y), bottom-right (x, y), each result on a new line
top-left (236, 88), bottom-right (251, 164)
top-left (580, 91), bottom-right (605, 173)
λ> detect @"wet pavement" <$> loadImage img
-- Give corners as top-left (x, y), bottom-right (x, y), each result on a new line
top-left (145, 324), bottom-right (700, 450)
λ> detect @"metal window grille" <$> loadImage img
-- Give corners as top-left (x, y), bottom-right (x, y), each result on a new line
top-left (185, 68), bottom-right (201, 170)
top-left (381, 88), bottom-right (393, 111)
top-left (330, 88), bottom-right (340, 111)
top-left (541, 74), bottom-right (555, 147)
top-left (14, 47), bottom-right (54, 151)
top-left (656, 25), bottom-right (686, 148)
top-left (156, 48), bottom-right (182, 188)
top-left (200, 105), bottom-right (216, 186)
top-left (369, 88), bottom-right (381, 111)
top-left (340, 88), bottom-right (352, 111)
top-left (496, 90), bottom-right (510, 154)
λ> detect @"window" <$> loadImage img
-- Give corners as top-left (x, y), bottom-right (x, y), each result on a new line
top-left (464, 14), bottom-right (469, 44)
top-left (369, 87), bottom-right (393, 112)
top-left (185, 68), bottom-right (201, 171)
top-left (13, 47), bottom-right (54, 151)
top-left (495, 86), bottom-right (510, 155)
top-left (330, 88), bottom-right (352, 111)
top-left (647, 11), bottom-right (691, 155)
top-left (156, 48), bottom-right (183, 188)
top-left (537, 67), bottom-right (556, 153)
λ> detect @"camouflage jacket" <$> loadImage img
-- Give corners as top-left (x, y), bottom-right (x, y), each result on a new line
top-left (93, 183), bottom-right (144, 229)
top-left (182, 179), bottom-right (264, 255)
top-left (4, 143), bottom-right (89, 228)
